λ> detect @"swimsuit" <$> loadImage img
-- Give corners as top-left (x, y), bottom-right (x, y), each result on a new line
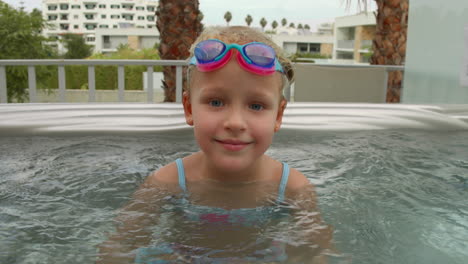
top-left (135, 158), bottom-right (291, 263)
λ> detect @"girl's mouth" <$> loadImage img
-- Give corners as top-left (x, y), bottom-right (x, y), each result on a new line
top-left (215, 139), bottom-right (251, 151)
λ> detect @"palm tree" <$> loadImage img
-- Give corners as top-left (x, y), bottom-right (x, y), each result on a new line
top-left (281, 18), bottom-right (287, 27)
top-left (304, 24), bottom-right (310, 31)
top-left (260, 18), bottom-right (267, 31)
top-left (156, 0), bottom-right (203, 102)
top-left (289, 22), bottom-right (295, 28)
top-left (271, 20), bottom-right (278, 30)
top-left (345, 0), bottom-right (409, 102)
top-left (297, 23), bottom-right (303, 29)
top-left (245, 14), bottom-right (253, 26)
top-left (224, 11), bottom-right (232, 26)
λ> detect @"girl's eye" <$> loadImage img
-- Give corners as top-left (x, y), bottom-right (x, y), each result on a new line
top-left (249, 103), bottom-right (264, 111)
top-left (209, 99), bottom-right (223, 107)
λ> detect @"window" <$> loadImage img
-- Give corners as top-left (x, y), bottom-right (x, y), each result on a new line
top-left (59, 4), bottom-right (69, 10)
top-left (138, 16), bottom-right (145, 20)
top-left (99, 25), bottom-right (109, 28)
top-left (110, 15), bottom-right (120, 19)
top-left (48, 15), bottom-right (58, 21)
top-left (60, 14), bottom-right (68, 20)
top-left (85, 4), bottom-right (96, 10)
top-left (309, 44), bottom-right (321, 53)
top-left (74, 25), bottom-right (79, 29)
top-left (113, 25), bottom-right (118, 28)
top-left (85, 14), bottom-right (95, 20)
top-left (103, 36), bottom-right (110, 43)
top-left (86, 37), bottom-right (96, 42)
top-left (71, 5), bottom-right (80, 9)
top-left (137, 25), bottom-right (144, 28)
top-left (123, 15), bottom-right (134, 21)
top-left (60, 24), bottom-right (69, 30)
top-left (147, 6), bottom-right (155, 12)
top-left (48, 5), bottom-right (57, 11)
top-left (147, 15), bottom-right (155, 22)
top-left (74, 15), bottom-right (79, 19)
top-left (122, 4), bottom-right (133, 10)
top-left (101, 14), bottom-right (106, 19)
top-left (85, 24), bottom-right (97, 30)
top-left (147, 25), bottom-right (153, 29)
top-left (98, 4), bottom-right (106, 9)
top-left (136, 6), bottom-right (145, 11)
top-left (110, 5), bottom-right (120, 9)
top-left (298, 43), bottom-right (308, 53)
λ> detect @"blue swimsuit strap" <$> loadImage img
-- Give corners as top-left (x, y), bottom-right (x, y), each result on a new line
top-left (176, 158), bottom-right (187, 192)
top-left (175, 158), bottom-right (290, 203)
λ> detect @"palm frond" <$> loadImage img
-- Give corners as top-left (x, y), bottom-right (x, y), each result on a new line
top-left (342, 0), bottom-right (369, 12)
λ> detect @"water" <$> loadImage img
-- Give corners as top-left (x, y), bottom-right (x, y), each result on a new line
top-left (0, 130), bottom-right (467, 264)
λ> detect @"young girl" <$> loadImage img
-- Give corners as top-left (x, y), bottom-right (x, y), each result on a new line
top-left (98, 26), bottom-right (332, 264)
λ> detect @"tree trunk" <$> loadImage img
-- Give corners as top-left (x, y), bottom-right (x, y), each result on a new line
top-left (156, 1), bottom-right (202, 102)
top-left (370, 0), bottom-right (409, 102)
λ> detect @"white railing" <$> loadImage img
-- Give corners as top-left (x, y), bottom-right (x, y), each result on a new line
top-left (0, 60), bottom-right (186, 104)
top-left (0, 60), bottom-right (405, 104)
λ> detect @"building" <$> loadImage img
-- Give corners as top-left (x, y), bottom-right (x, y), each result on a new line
top-left (272, 33), bottom-right (333, 58)
top-left (42, 0), bottom-right (158, 53)
top-left (333, 12), bottom-right (376, 64)
top-left (94, 28), bottom-right (159, 53)
top-left (271, 26), bottom-right (334, 59)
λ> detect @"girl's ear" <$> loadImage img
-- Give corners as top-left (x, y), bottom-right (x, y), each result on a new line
top-left (182, 91), bottom-right (194, 126)
top-left (274, 99), bottom-right (287, 132)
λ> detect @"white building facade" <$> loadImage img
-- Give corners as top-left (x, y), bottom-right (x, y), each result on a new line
top-left (333, 12), bottom-right (376, 64)
top-left (42, 0), bottom-right (158, 53)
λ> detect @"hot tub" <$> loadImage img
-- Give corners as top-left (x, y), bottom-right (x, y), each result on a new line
top-left (1, 103), bottom-right (467, 264)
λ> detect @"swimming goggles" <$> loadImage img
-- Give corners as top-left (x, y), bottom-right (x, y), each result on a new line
top-left (189, 39), bottom-right (284, 76)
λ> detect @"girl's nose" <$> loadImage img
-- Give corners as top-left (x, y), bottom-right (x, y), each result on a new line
top-left (224, 107), bottom-right (247, 132)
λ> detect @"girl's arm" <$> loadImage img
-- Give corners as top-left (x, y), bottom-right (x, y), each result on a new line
top-left (96, 163), bottom-right (180, 264)
top-left (96, 184), bottom-right (164, 264)
top-left (285, 169), bottom-right (335, 263)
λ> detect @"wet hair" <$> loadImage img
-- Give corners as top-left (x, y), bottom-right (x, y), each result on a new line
top-left (186, 26), bottom-right (294, 94)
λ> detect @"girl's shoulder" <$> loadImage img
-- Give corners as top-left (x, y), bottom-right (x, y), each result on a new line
top-left (286, 167), bottom-right (311, 191)
top-left (145, 161), bottom-right (179, 186)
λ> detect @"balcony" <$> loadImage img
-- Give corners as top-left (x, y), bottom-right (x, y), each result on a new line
top-left (84, 15), bottom-right (96, 20)
top-left (59, 24), bottom-right (69, 30)
top-left (85, 4), bottom-right (97, 10)
top-left (84, 23), bottom-right (97, 30)
top-left (337, 40), bottom-right (355, 49)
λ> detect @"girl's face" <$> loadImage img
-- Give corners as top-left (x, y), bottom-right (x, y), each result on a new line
top-left (183, 54), bottom-right (286, 173)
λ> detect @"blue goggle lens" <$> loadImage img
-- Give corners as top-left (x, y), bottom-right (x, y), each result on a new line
top-left (243, 43), bottom-right (276, 68)
top-left (194, 40), bottom-right (225, 63)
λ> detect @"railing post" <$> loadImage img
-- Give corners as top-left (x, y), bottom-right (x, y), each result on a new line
top-left (58, 65), bottom-right (66, 102)
top-left (146, 66), bottom-right (154, 103)
top-left (28, 66), bottom-right (37, 103)
top-left (118, 65), bottom-right (125, 102)
top-left (0, 66), bottom-right (7, 103)
top-left (88, 66), bottom-right (96, 102)
top-left (176, 65), bottom-right (182, 103)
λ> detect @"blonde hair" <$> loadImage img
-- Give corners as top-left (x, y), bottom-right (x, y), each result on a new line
top-left (187, 26), bottom-right (294, 93)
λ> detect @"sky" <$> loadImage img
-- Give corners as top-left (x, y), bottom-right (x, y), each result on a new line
top-left (3, 0), bottom-right (376, 31)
